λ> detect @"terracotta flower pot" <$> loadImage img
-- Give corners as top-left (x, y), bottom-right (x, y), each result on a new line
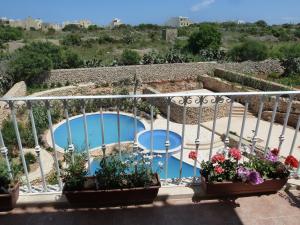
top-left (0, 183), bottom-right (20, 211)
top-left (201, 176), bottom-right (287, 197)
top-left (63, 174), bottom-right (161, 207)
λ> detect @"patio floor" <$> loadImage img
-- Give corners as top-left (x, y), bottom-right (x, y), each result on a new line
top-left (1, 190), bottom-right (299, 225)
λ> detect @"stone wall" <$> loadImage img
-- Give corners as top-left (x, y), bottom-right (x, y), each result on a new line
top-left (143, 87), bottom-right (230, 124)
top-left (0, 81), bottom-right (27, 126)
top-left (45, 62), bottom-right (217, 85)
top-left (45, 60), bottom-right (283, 86)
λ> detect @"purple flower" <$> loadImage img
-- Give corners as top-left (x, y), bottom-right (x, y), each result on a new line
top-left (265, 151), bottom-right (278, 163)
top-left (237, 166), bottom-right (250, 182)
top-left (248, 171), bottom-right (264, 185)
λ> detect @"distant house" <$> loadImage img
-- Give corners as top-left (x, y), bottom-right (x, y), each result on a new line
top-left (165, 16), bottom-right (193, 28)
top-left (0, 17), bottom-right (10, 25)
top-left (9, 16), bottom-right (42, 30)
top-left (109, 18), bottom-right (123, 28)
top-left (62, 19), bottom-right (92, 29)
top-left (41, 23), bottom-right (62, 31)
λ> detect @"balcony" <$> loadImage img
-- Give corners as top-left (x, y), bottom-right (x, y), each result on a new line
top-left (0, 90), bottom-right (300, 224)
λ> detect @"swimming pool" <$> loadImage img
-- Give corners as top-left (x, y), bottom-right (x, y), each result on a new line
top-left (54, 113), bottom-right (145, 151)
top-left (137, 130), bottom-right (182, 153)
top-left (90, 153), bottom-right (200, 179)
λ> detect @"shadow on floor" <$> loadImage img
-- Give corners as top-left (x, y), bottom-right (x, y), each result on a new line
top-left (0, 199), bottom-right (243, 225)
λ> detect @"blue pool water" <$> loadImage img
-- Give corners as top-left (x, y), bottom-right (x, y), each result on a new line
top-left (138, 130), bottom-right (182, 152)
top-left (90, 154), bottom-right (200, 179)
top-left (54, 113), bottom-right (145, 151)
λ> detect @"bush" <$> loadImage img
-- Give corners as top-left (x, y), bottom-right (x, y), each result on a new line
top-left (120, 49), bottom-right (141, 65)
top-left (9, 50), bottom-right (52, 82)
top-left (24, 152), bottom-right (37, 165)
top-left (187, 24), bottom-right (221, 54)
top-left (61, 34), bottom-right (82, 46)
top-left (62, 24), bottom-right (82, 32)
top-left (0, 25), bottom-right (23, 44)
top-left (281, 58), bottom-right (300, 76)
top-left (1, 120), bottom-right (35, 152)
top-left (229, 40), bottom-right (268, 62)
top-left (8, 42), bottom-right (83, 82)
top-left (277, 43), bottom-right (300, 59)
top-left (142, 51), bottom-right (165, 64)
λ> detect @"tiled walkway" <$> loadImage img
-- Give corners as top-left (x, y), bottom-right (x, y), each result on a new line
top-left (1, 190), bottom-right (299, 225)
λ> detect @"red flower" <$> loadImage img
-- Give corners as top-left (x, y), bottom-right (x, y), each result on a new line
top-left (214, 165), bottom-right (225, 174)
top-left (229, 148), bottom-right (242, 160)
top-left (212, 154), bottom-right (225, 164)
top-left (285, 155), bottom-right (299, 168)
top-left (271, 148), bottom-right (280, 156)
top-left (188, 151), bottom-right (197, 160)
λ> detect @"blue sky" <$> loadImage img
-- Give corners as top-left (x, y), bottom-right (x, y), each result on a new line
top-left (0, 0), bottom-right (299, 25)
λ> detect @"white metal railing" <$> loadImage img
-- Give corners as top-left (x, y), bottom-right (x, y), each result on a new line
top-left (0, 90), bottom-right (300, 194)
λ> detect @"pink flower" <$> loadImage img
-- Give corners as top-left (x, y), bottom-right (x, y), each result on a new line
top-left (188, 151), bottom-right (197, 160)
top-left (211, 154), bottom-right (225, 164)
top-left (229, 148), bottom-right (242, 160)
top-left (214, 165), bottom-right (225, 174)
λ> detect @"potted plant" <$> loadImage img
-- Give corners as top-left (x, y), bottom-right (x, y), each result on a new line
top-left (189, 147), bottom-right (298, 197)
top-left (0, 158), bottom-right (20, 211)
top-left (62, 152), bottom-right (161, 207)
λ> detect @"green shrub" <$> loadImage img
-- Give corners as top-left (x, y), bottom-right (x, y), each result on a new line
top-left (187, 24), bottom-right (221, 54)
top-left (281, 58), bottom-right (300, 76)
top-left (0, 25), bottom-right (23, 44)
top-left (229, 40), bottom-right (268, 62)
top-left (1, 120), bottom-right (35, 154)
top-left (62, 153), bottom-right (88, 191)
top-left (24, 152), bottom-right (36, 165)
top-left (120, 49), bottom-right (141, 65)
top-left (61, 34), bottom-right (82, 46)
top-left (47, 170), bottom-right (59, 185)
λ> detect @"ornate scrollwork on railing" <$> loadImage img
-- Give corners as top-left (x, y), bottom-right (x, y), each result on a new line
top-left (195, 96), bottom-right (208, 105)
top-left (178, 96), bottom-right (192, 105)
top-left (225, 95), bottom-right (235, 104)
top-left (211, 95), bottom-right (224, 104)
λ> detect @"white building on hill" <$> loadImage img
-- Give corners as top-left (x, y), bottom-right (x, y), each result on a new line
top-left (165, 16), bottom-right (193, 28)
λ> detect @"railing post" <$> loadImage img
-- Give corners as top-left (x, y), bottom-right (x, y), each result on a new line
top-left (150, 105), bottom-right (154, 164)
top-left (264, 95), bottom-right (280, 154)
top-left (99, 106), bottom-right (106, 157)
top-left (27, 101), bottom-right (47, 192)
top-left (224, 96), bottom-right (234, 150)
top-left (289, 113), bottom-right (300, 155)
top-left (165, 97), bottom-right (171, 183)
top-left (250, 95), bottom-right (265, 153)
top-left (209, 96), bottom-right (223, 160)
top-left (63, 100), bottom-right (74, 163)
top-left (0, 128), bottom-right (13, 180)
top-left (193, 96), bottom-right (206, 182)
top-left (132, 98), bottom-right (139, 152)
top-left (117, 104), bottom-right (122, 159)
top-left (179, 96), bottom-right (189, 180)
top-left (9, 101), bottom-right (31, 192)
top-left (81, 100), bottom-right (92, 175)
top-left (278, 95), bottom-right (294, 151)
top-left (45, 100), bottom-right (62, 190)
top-left (238, 96), bottom-right (250, 149)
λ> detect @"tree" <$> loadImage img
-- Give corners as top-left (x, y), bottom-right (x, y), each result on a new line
top-left (187, 24), bottom-right (221, 54)
top-left (120, 49), bottom-right (141, 65)
top-left (255, 20), bottom-right (268, 27)
top-left (9, 51), bottom-right (52, 82)
top-left (229, 40), bottom-right (268, 62)
top-left (62, 24), bottom-right (82, 32)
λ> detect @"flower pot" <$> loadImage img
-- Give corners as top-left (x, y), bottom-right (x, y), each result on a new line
top-left (63, 174), bottom-right (161, 207)
top-left (201, 176), bottom-right (288, 197)
top-left (0, 183), bottom-right (20, 211)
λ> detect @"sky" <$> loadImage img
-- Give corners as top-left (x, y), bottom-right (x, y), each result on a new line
top-left (0, 0), bottom-right (300, 25)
